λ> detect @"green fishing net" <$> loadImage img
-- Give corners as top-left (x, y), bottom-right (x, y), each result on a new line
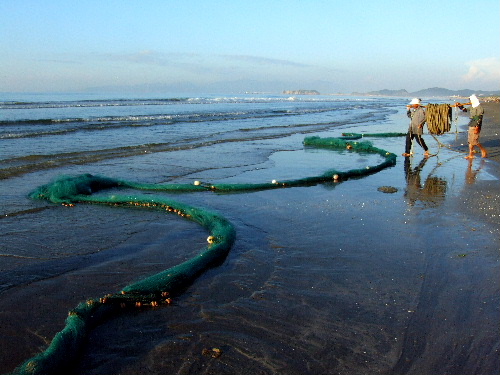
top-left (341, 132), bottom-right (407, 138)
top-left (11, 136), bottom-right (396, 375)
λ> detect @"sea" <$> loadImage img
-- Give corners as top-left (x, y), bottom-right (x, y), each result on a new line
top-left (1, 93), bottom-right (498, 374)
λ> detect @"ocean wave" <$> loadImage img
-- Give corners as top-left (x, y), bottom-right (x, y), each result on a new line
top-left (0, 106), bottom-right (342, 134)
top-left (0, 95), bottom-right (379, 110)
top-left (0, 98), bottom-right (192, 110)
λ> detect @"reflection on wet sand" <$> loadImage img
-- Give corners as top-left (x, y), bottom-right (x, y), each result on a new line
top-left (404, 157), bottom-right (447, 207)
top-left (465, 158), bottom-right (486, 185)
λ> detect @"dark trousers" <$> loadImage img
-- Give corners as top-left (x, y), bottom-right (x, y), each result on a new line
top-left (405, 132), bottom-right (428, 154)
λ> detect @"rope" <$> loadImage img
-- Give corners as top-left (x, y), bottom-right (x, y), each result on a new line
top-left (430, 133), bottom-right (468, 155)
top-left (453, 106), bottom-right (459, 133)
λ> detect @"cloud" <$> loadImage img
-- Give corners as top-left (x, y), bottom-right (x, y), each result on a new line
top-left (98, 50), bottom-right (188, 66)
top-left (91, 50), bottom-right (329, 84)
top-left (97, 50), bottom-right (312, 70)
top-left (462, 57), bottom-right (500, 85)
top-left (220, 54), bottom-right (311, 68)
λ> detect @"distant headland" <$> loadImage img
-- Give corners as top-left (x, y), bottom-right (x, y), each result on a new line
top-left (281, 87), bottom-right (499, 100)
top-left (351, 87), bottom-right (500, 98)
top-left (282, 90), bottom-right (320, 95)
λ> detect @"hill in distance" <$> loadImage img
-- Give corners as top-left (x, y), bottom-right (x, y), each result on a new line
top-left (354, 87), bottom-right (500, 97)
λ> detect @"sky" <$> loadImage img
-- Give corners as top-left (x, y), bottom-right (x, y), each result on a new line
top-left (1, 0), bottom-right (499, 94)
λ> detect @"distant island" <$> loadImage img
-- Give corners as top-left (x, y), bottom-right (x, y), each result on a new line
top-left (351, 87), bottom-right (500, 98)
top-left (283, 90), bottom-right (320, 95)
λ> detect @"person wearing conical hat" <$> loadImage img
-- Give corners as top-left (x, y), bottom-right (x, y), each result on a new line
top-left (403, 98), bottom-right (430, 157)
top-left (457, 94), bottom-right (488, 159)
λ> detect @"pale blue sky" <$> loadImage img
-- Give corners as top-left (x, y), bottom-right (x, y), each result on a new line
top-left (1, 0), bottom-right (499, 93)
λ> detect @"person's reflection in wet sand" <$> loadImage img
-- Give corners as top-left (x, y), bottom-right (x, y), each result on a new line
top-left (404, 157), bottom-right (428, 206)
top-left (465, 158), bottom-right (485, 185)
top-left (404, 157), bottom-right (448, 207)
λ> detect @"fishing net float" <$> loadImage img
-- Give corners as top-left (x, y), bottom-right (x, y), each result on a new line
top-left (11, 136), bottom-right (396, 375)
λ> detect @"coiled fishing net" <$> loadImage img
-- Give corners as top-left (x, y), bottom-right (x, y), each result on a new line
top-left (426, 104), bottom-right (452, 135)
top-left (11, 136), bottom-right (396, 375)
top-left (344, 104), bottom-right (453, 138)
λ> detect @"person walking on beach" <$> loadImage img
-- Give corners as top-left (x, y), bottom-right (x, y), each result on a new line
top-left (403, 98), bottom-right (430, 157)
top-left (457, 94), bottom-right (488, 159)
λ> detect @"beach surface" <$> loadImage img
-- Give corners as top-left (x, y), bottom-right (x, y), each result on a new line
top-left (1, 96), bottom-right (498, 375)
top-left (451, 101), bottom-right (500, 227)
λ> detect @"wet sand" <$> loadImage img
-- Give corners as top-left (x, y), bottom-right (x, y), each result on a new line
top-left (1, 102), bottom-right (499, 375)
top-left (451, 101), bottom-right (500, 227)
top-left (479, 101), bottom-right (500, 164)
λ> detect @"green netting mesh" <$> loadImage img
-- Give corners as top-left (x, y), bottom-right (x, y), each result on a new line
top-left (11, 136), bottom-right (396, 375)
top-left (341, 132), bottom-right (407, 138)
top-left (303, 136), bottom-right (396, 178)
